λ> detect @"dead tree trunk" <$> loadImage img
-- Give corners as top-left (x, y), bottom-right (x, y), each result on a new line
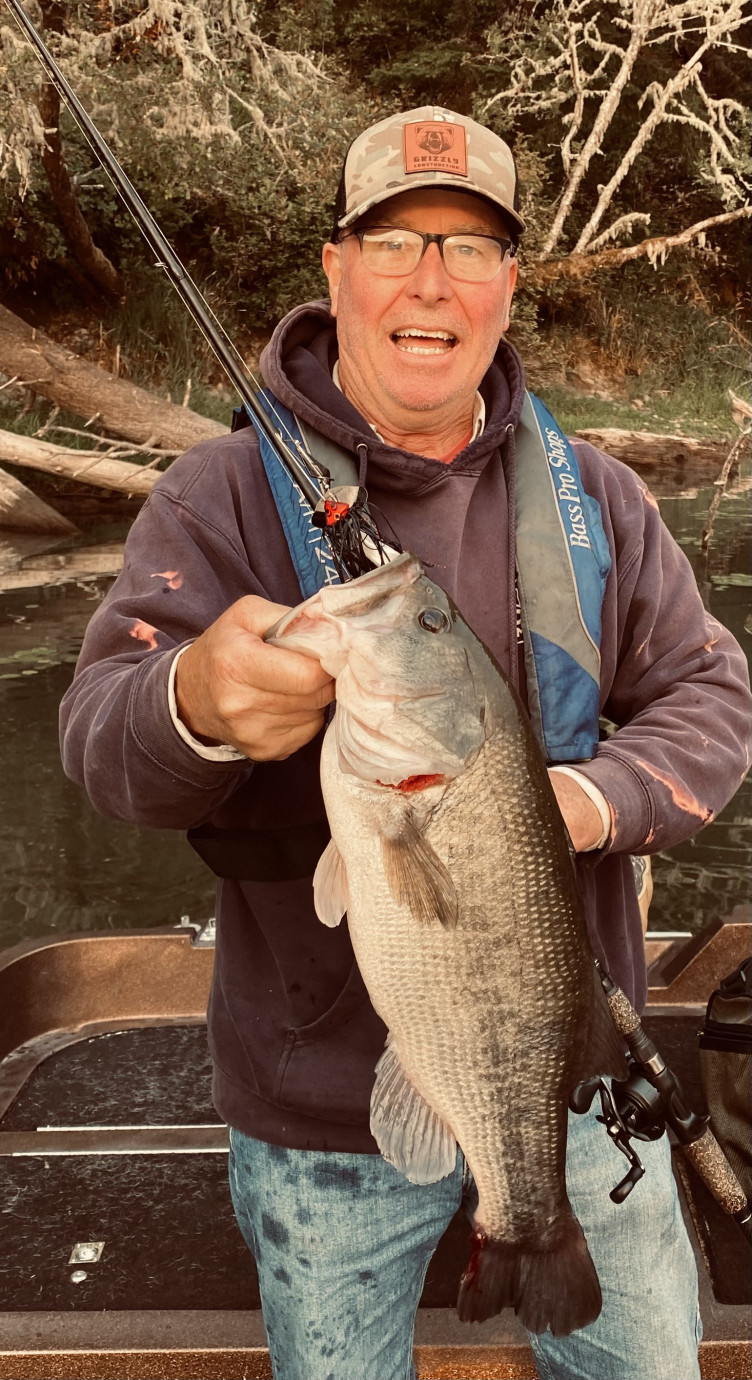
top-left (527, 209), bottom-right (751, 286)
top-left (573, 428), bottom-right (732, 468)
top-left (34, 0), bottom-right (122, 297)
top-left (37, 81), bottom-right (124, 299)
top-left (0, 539), bottom-right (125, 592)
top-left (0, 429), bottom-right (160, 497)
top-left (0, 466), bottom-right (78, 534)
top-left (0, 304), bottom-right (228, 451)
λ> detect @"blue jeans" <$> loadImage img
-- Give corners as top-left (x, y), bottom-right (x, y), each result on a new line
top-left (228, 1105), bottom-right (701, 1380)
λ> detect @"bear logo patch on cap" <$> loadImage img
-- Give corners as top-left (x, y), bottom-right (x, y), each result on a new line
top-left (403, 121), bottom-right (468, 176)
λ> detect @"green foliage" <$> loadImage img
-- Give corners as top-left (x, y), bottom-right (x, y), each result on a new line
top-left (1, 0), bottom-right (380, 328)
top-left (260, 0), bottom-right (506, 107)
top-left (538, 379), bottom-right (741, 440)
top-left (0, 0), bottom-right (748, 416)
top-left (527, 255), bottom-right (749, 436)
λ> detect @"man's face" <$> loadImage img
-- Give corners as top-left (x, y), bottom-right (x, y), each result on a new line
top-left (321, 189), bottom-right (518, 427)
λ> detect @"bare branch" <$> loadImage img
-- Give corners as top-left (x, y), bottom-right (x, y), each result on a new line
top-left (541, 1), bottom-right (654, 258)
top-left (728, 388), bottom-right (752, 424)
top-left (701, 428), bottom-right (750, 551)
top-left (35, 423), bottom-right (179, 457)
top-left (481, 0), bottom-right (751, 261)
top-left (528, 206), bottom-right (752, 283)
top-left (560, 29), bottom-right (586, 176)
top-left (573, 2), bottom-right (750, 253)
top-left (587, 211), bottom-right (652, 251)
top-left (0, 428), bottom-right (160, 497)
top-left (227, 87), bottom-right (287, 161)
top-left (664, 85), bottom-right (750, 206)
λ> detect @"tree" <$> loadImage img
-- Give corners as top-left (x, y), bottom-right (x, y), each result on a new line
top-left (1, 0), bottom-right (748, 371)
top-left (34, 0), bottom-right (124, 296)
top-left (0, 0), bottom-right (377, 324)
top-left (479, 0), bottom-right (751, 276)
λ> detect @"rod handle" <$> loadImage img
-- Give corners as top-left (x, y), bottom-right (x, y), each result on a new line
top-left (682, 1130), bottom-right (750, 1217)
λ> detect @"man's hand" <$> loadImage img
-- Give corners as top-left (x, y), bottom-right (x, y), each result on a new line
top-left (548, 770), bottom-right (606, 852)
top-left (175, 596), bottom-right (335, 761)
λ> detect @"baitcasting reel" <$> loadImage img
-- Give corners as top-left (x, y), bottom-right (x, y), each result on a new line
top-left (570, 1040), bottom-right (709, 1204)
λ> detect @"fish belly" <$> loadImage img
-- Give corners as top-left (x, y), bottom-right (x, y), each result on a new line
top-left (323, 723), bottom-right (590, 1246)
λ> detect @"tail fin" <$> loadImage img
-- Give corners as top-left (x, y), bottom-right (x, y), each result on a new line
top-left (457, 1216), bottom-right (602, 1336)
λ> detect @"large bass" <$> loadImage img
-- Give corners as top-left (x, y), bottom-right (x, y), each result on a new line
top-left (269, 551), bottom-right (626, 1335)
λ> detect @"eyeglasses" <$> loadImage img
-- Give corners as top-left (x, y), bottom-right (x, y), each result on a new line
top-left (339, 226), bottom-right (516, 283)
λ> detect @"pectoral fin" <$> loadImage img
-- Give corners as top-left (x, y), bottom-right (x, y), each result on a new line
top-left (370, 1036), bottom-right (457, 1185)
top-left (313, 838), bottom-right (349, 927)
top-left (380, 815), bottom-right (458, 930)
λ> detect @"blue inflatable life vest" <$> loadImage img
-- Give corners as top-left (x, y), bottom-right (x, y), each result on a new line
top-left (238, 389), bottom-right (610, 763)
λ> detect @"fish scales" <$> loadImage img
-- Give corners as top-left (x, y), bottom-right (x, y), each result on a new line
top-left (324, 706), bottom-right (584, 1244)
top-left (269, 552), bottom-right (627, 1335)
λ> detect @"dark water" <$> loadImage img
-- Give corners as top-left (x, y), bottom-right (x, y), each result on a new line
top-left (0, 468), bottom-right (749, 952)
top-left (0, 570), bottom-right (215, 951)
top-left (644, 467), bottom-right (751, 932)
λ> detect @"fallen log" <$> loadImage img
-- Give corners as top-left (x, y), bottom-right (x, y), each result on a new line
top-left (0, 303), bottom-right (228, 451)
top-left (0, 429), bottom-right (161, 497)
top-left (0, 466), bottom-right (78, 535)
top-left (0, 538), bottom-right (124, 592)
top-left (574, 428), bottom-right (734, 468)
top-left (0, 532), bottom-right (69, 577)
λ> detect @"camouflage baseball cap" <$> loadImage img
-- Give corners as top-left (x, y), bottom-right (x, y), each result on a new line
top-left (331, 106), bottom-right (524, 239)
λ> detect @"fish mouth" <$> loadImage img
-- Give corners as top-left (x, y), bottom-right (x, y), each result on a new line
top-left (264, 554), bottom-right (423, 651)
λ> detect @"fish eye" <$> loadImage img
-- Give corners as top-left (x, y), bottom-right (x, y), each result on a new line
top-left (418, 607), bottom-right (451, 633)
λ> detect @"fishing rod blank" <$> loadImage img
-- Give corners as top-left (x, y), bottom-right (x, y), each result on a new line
top-left (3, 0), bottom-right (327, 509)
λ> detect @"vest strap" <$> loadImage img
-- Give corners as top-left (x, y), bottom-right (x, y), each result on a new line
top-left (252, 392), bottom-right (342, 596)
top-left (199, 390), bottom-right (612, 882)
top-left (235, 390), bottom-right (610, 763)
top-left (515, 395), bottom-right (611, 761)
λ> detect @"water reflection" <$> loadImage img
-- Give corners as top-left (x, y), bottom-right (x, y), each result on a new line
top-left (644, 468), bottom-right (751, 932)
top-left (0, 578), bottom-right (215, 952)
top-left (0, 467), bottom-right (749, 948)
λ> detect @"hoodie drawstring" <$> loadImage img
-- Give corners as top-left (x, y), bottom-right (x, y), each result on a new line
top-left (502, 424), bottom-right (520, 693)
top-left (356, 442), bottom-right (369, 488)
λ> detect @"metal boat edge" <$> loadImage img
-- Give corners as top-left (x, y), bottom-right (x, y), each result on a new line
top-left (0, 911), bottom-right (748, 1379)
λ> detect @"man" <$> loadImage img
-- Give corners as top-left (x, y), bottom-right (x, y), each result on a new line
top-left (60, 107), bottom-right (750, 1380)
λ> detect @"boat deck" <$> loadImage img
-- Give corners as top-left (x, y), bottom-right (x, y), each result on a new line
top-left (0, 915), bottom-right (749, 1379)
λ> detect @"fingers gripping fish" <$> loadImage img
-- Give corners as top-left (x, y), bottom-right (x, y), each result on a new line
top-left (268, 552), bottom-right (627, 1336)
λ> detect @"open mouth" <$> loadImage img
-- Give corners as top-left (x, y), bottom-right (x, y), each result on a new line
top-left (390, 328), bottom-right (457, 356)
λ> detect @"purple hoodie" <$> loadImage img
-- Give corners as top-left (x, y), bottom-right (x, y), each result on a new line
top-left (60, 302), bottom-right (751, 1153)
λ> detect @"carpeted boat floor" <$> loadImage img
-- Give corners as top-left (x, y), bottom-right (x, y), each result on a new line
top-left (0, 1017), bottom-right (746, 1310)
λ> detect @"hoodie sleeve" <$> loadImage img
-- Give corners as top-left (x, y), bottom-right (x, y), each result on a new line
top-left (59, 446), bottom-right (261, 829)
top-left (569, 444), bottom-right (751, 857)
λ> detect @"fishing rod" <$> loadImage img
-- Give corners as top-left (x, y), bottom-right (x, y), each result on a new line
top-left (572, 959), bottom-right (752, 1244)
top-left (11, 0), bottom-right (750, 1245)
top-left (4, 0), bottom-right (382, 579)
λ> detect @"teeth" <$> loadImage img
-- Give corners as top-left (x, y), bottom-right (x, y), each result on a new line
top-left (399, 345), bottom-right (448, 355)
top-left (393, 328), bottom-right (456, 355)
top-left (394, 329), bottom-right (454, 340)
